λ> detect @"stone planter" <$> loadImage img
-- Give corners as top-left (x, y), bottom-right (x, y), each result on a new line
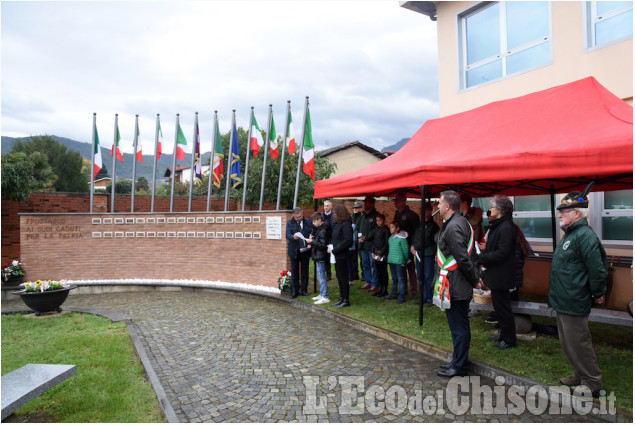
top-left (12, 286), bottom-right (76, 316)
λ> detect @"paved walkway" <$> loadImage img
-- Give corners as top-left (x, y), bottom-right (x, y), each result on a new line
top-left (3, 290), bottom-right (605, 422)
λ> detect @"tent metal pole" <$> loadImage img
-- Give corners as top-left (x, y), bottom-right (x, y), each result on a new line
top-left (419, 185), bottom-right (426, 326)
top-left (550, 184), bottom-right (557, 251)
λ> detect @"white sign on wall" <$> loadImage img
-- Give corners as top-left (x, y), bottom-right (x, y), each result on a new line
top-left (266, 216), bottom-right (282, 240)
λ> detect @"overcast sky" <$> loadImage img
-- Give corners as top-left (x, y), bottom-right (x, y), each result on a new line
top-left (1, 0), bottom-right (438, 155)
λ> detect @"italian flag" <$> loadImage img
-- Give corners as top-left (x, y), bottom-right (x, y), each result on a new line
top-left (269, 115), bottom-right (279, 159)
top-left (157, 121), bottom-right (163, 160)
top-left (212, 116), bottom-right (224, 188)
top-left (135, 126), bottom-right (143, 163)
top-left (302, 107), bottom-right (315, 180)
top-left (93, 125), bottom-right (102, 180)
top-left (286, 110), bottom-right (296, 155)
top-left (250, 115), bottom-right (264, 157)
top-left (176, 123), bottom-right (187, 161)
top-left (111, 125), bottom-right (123, 163)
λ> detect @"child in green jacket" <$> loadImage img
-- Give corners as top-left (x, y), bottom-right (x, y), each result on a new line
top-left (386, 221), bottom-right (409, 304)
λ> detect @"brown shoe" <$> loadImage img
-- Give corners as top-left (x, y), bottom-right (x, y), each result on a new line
top-left (560, 376), bottom-right (581, 386)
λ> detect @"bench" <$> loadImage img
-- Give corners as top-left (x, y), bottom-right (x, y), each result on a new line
top-left (1, 364), bottom-right (76, 420)
top-left (470, 301), bottom-right (632, 327)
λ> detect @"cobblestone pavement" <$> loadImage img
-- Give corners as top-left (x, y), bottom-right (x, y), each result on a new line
top-left (4, 291), bottom-right (604, 422)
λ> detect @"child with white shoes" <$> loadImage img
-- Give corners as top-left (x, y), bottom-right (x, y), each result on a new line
top-left (307, 212), bottom-right (331, 304)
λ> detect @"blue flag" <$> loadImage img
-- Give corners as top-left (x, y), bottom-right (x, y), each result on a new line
top-left (230, 122), bottom-right (242, 188)
top-left (194, 122), bottom-right (202, 186)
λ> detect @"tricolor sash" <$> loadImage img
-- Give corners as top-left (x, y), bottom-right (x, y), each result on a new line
top-left (433, 226), bottom-right (474, 310)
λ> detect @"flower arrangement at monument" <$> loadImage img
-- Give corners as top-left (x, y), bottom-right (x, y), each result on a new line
top-left (2, 260), bottom-right (25, 282)
top-left (277, 270), bottom-right (291, 293)
top-left (23, 280), bottom-right (69, 293)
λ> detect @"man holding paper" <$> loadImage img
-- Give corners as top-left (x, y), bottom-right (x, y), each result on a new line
top-left (286, 207), bottom-right (313, 298)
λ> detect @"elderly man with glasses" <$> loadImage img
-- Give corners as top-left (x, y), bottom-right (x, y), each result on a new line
top-left (549, 190), bottom-right (607, 398)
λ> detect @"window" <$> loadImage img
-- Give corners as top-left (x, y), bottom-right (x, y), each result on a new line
top-left (459, 2), bottom-right (552, 89)
top-left (600, 190), bottom-right (633, 242)
top-left (584, 1), bottom-right (633, 49)
top-left (472, 191), bottom-right (633, 248)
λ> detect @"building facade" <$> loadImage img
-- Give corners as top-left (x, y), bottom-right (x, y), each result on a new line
top-left (401, 1), bottom-right (633, 307)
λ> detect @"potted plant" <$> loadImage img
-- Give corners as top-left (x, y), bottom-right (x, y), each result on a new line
top-left (12, 280), bottom-right (76, 316)
top-left (2, 260), bottom-right (25, 285)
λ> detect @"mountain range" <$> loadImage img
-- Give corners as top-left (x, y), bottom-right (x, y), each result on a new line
top-left (2, 134), bottom-right (407, 182)
top-left (1, 135), bottom-right (209, 183)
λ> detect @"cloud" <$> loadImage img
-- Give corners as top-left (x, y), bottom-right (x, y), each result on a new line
top-left (1, 1), bottom-right (439, 154)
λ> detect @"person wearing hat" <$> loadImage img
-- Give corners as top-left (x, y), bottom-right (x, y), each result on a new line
top-left (348, 201), bottom-right (363, 284)
top-left (549, 190), bottom-right (607, 398)
top-left (358, 195), bottom-right (379, 292)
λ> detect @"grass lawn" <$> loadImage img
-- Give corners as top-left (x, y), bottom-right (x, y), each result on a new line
top-left (1, 312), bottom-right (166, 423)
top-left (302, 259), bottom-right (633, 412)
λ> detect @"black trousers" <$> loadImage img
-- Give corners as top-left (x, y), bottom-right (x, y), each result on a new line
top-left (335, 256), bottom-right (350, 301)
top-left (445, 299), bottom-right (471, 372)
top-left (290, 251), bottom-right (310, 295)
top-left (375, 260), bottom-right (388, 291)
top-left (491, 288), bottom-right (517, 344)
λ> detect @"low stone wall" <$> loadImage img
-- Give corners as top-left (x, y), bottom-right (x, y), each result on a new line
top-left (19, 211), bottom-right (292, 288)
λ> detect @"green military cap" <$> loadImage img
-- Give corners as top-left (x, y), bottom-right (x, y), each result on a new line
top-left (556, 191), bottom-right (589, 210)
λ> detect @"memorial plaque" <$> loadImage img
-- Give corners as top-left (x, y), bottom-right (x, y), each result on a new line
top-left (92, 232), bottom-right (101, 238)
top-left (266, 216), bottom-right (282, 240)
top-left (136, 218), bottom-right (145, 224)
top-left (125, 218), bottom-right (134, 224)
top-left (206, 217), bottom-right (215, 224)
top-left (147, 218), bottom-right (156, 224)
top-left (92, 218), bottom-right (102, 225)
top-left (103, 218), bottom-right (113, 224)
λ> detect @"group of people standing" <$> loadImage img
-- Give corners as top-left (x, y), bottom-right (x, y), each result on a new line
top-left (285, 194), bottom-right (440, 308)
top-left (287, 188), bottom-right (608, 397)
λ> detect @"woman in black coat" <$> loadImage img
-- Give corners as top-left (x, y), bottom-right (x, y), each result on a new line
top-left (478, 195), bottom-right (517, 349)
top-left (328, 204), bottom-right (354, 308)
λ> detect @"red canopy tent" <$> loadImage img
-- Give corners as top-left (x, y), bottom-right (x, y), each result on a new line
top-left (314, 77), bottom-right (633, 199)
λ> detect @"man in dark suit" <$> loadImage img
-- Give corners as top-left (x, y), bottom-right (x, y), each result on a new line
top-left (435, 190), bottom-right (481, 378)
top-left (286, 207), bottom-right (313, 298)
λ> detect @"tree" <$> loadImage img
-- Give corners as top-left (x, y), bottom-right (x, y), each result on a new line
top-left (1, 152), bottom-right (43, 202)
top-left (11, 135), bottom-right (89, 193)
top-left (106, 178), bottom-right (132, 194)
top-left (136, 176), bottom-right (149, 192)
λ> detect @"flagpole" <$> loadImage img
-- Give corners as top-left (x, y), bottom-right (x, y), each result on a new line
top-left (90, 113), bottom-right (96, 213)
top-left (131, 114), bottom-right (139, 213)
top-left (242, 107), bottom-right (255, 212)
top-left (276, 101), bottom-right (290, 210)
top-left (224, 110), bottom-right (236, 212)
top-left (111, 114), bottom-right (118, 213)
top-left (259, 104), bottom-right (273, 211)
top-left (293, 97), bottom-right (309, 209)
top-left (170, 114), bottom-right (179, 213)
top-left (151, 114), bottom-right (160, 213)
top-left (207, 111), bottom-right (218, 212)
top-left (188, 112), bottom-right (198, 212)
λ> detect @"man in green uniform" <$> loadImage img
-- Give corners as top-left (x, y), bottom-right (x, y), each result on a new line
top-left (548, 191), bottom-right (607, 398)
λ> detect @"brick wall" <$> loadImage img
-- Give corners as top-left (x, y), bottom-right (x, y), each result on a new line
top-left (20, 211), bottom-right (292, 288)
top-left (2, 192), bottom-right (281, 264)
